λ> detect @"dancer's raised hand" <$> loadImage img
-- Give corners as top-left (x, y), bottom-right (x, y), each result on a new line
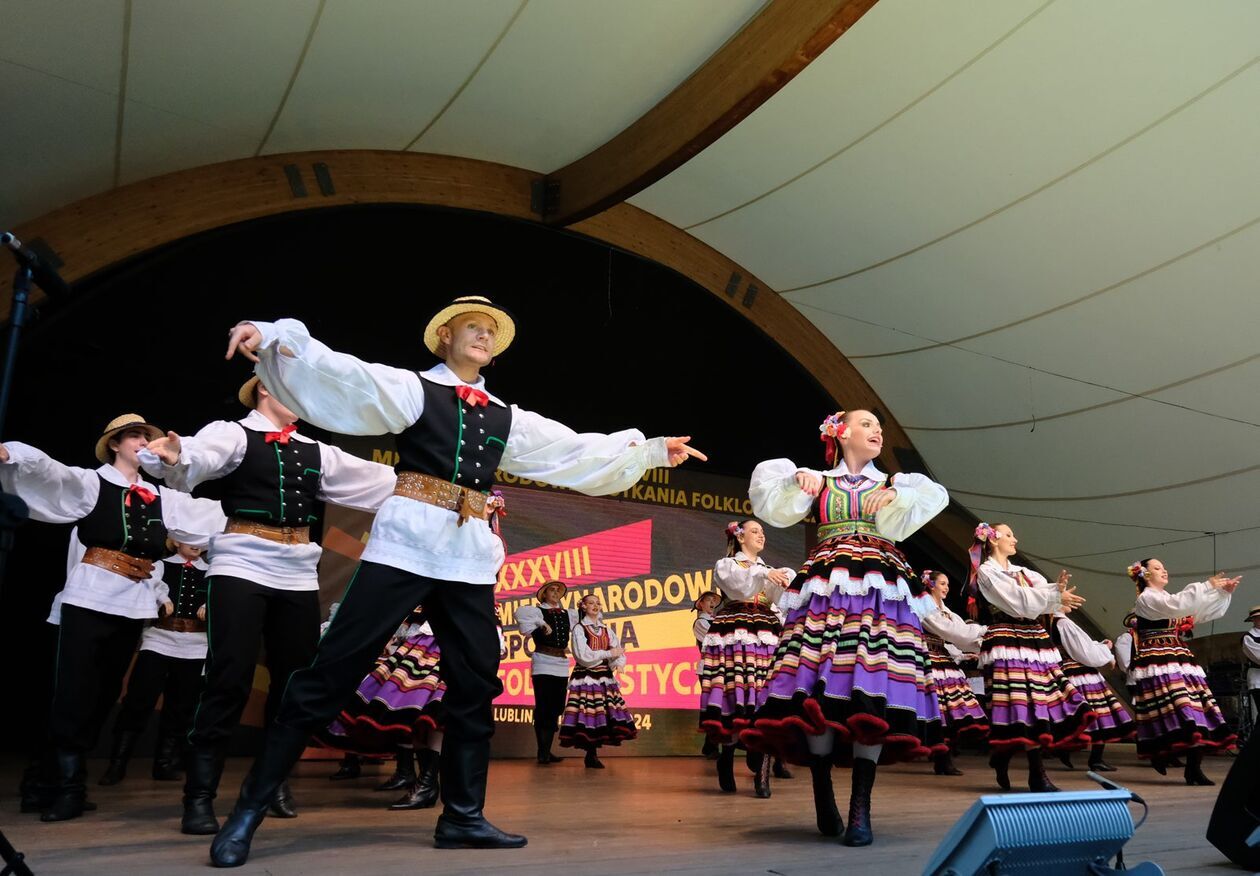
top-left (226, 322), bottom-right (263, 362)
top-left (665, 437), bottom-right (707, 467)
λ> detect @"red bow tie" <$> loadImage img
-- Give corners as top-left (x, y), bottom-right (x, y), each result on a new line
top-left (265, 424), bottom-right (298, 445)
top-left (184, 560), bottom-right (196, 568)
top-left (455, 385), bottom-right (489, 408)
top-left (125, 484), bottom-right (157, 507)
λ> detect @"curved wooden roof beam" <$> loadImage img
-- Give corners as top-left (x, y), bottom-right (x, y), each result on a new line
top-left (539, 0), bottom-right (878, 226)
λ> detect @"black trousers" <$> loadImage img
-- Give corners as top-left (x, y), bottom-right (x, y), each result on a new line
top-left (51, 605), bottom-right (144, 752)
top-left (277, 561), bottom-right (501, 745)
top-left (188, 576), bottom-right (320, 748)
top-left (532, 674), bottom-right (567, 751)
top-left (114, 649), bottom-right (204, 741)
top-left (1250, 688), bottom-right (1260, 719)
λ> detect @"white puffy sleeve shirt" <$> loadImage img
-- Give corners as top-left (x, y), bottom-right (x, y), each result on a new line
top-left (1113, 631), bottom-right (1134, 683)
top-left (977, 559), bottom-right (1063, 620)
top-left (1053, 615), bottom-right (1112, 668)
top-left (748, 458), bottom-right (948, 541)
top-left (0, 443), bottom-right (222, 620)
top-left (1243, 630), bottom-right (1260, 690)
top-left (712, 553), bottom-right (788, 604)
top-left (515, 603), bottom-right (579, 677)
top-left (1135, 581), bottom-right (1231, 624)
top-left (921, 606), bottom-right (986, 652)
top-left (143, 556), bottom-right (210, 660)
top-left (571, 619), bottom-right (625, 672)
top-left (248, 318), bottom-right (673, 584)
top-left (139, 410), bottom-right (395, 591)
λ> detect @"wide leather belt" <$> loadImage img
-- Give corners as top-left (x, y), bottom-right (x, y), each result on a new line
top-left (394, 471), bottom-right (488, 527)
top-left (155, 616), bottom-right (206, 633)
top-left (534, 644), bottom-right (568, 658)
top-left (225, 519), bottom-right (311, 545)
top-left (81, 547), bottom-right (155, 582)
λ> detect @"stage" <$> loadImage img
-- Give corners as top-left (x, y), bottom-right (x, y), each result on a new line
top-left (0, 747), bottom-right (1237, 875)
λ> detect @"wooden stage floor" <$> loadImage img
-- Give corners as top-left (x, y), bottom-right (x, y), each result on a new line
top-left (0, 747), bottom-right (1242, 875)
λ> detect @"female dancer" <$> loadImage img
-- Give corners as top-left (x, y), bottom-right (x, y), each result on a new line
top-left (699, 520), bottom-right (793, 797)
top-left (559, 593), bottom-right (636, 768)
top-left (1049, 613), bottom-right (1134, 772)
top-left (1128, 558), bottom-right (1238, 784)
top-left (315, 607), bottom-right (446, 809)
top-left (969, 523), bottom-right (1091, 793)
top-left (920, 570), bottom-right (988, 776)
top-left (742, 409), bottom-right (949, 847)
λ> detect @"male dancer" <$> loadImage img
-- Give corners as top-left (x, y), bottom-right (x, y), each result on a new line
top-left (516, 581), bottom-right (579, 764)
top-left (0, 415), bottom-right (223, 820)
top-left (208, 296), bottom-right (704, 866)
top-left (141, 377), bottom-right (396, 833)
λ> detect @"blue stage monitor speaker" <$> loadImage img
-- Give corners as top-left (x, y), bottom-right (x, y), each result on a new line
top-left (922, 790), bottom-right (1164, 876)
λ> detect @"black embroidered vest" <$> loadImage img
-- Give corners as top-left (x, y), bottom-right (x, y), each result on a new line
top-left (532, 606), bottom-right (571, 650)
top-left (394, 376), bottom-right (512, 492)
top-left (77, 476), bottom-right (167, 560)
top-left (220, 426), bottom-right (322, 527)
top-left (161, 559), bottom-right (208, 621)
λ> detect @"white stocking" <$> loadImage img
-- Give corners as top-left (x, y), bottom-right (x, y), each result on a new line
top-left (807, 728), bottom-right (836, 756)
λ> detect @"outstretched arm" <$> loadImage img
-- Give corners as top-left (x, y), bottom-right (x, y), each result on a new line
top-left (499, 406), bottom-right (704, 496)
top-left (227, 319), bottom-right (425, 435)
top-left (0, 442), bottom-right (100, 523)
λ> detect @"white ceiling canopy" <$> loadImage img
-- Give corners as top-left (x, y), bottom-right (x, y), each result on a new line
top-left (632, 0), bottom-right (1260, 629)
top-left (3, 0), bottom-right (1258, 631)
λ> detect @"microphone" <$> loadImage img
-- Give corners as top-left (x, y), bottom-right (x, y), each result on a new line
top-left (0, 232), bottom-right (72, 300)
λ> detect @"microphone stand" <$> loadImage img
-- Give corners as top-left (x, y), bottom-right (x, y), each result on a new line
top-left (0, 243), bottom-right (48, 876)
top-left (0, 259), bottom-right (33, 589)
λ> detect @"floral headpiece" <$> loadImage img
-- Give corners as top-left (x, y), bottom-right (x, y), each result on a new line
top-left (920, 569), bottom-right (937, 588)
top-left (819, 411), bottom-right (848, 466)
top-left (974, 522), bottom-right (998, 543)
top-left (1126, 560), bottom-right (1145, 582)
top-left (725, 521), bottom-right (744, 539)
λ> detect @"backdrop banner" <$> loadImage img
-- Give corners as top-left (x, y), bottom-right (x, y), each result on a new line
top-left (316, 435), bottom-right (810, 757)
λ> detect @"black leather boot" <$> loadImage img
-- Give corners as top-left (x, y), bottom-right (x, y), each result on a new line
top-left (40, 750), bottom-right (88, 822)
top-left (210, 723), bottom-right (311, 868)
top-left (329, 753), bottom-right (361, 780)
top-left (810, 756), bottom-right (842, 837)
top-left (716, 745), bottom-right (736, 792)
top-left (933, 749), bottom-right (963, 776)
top-left (432, 738), bottom-right (526, 849)
top-left (701, 737), bottom-right (719, 759)
top-left (842, 758), bottom-right (876, 847)
top-left (375, 749), bottom-right (415, 791)
top-left (1057, 751), bottom-right (1076, 769)
top-left (1184, 749), bottom-right (1214, 786)
top-left (1088, 743), bottom-right (1116, 772)
top-left (772, 757), bottom-right (793, 779)
top-left (99, 730), bottom-right (141, 786)
top-left (182, 747), bottom-right (226, 835)
top-left (390, 749), bottom-right (440, 810)
top-left (152, 732), bottom-right (184, 781)
top-left (990, 750), bottom-right (1013, 790)
top-left (1027, 749), bottom-right (1060, 792)
top-left (583, 746), bottom-right (605, 770)
top-left (752, 752), bottom-right (771, 799)
top-left (268, 780), bottom-right (297, 818)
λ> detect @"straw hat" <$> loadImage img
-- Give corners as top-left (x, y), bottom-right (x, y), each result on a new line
top-left (95, 414), bottom-right (163, 464)
top-left (238, 375), bottom-right (260, 408)
top-left (423, 296), bottom-right (515, 357)
top-left (536, 581), bottom-right (567, 602)
top-left (1246, 604), bottom-right (1260, 622)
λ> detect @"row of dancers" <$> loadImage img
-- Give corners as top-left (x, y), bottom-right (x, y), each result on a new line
top-left (687, 410), bottom-right (1240, 847)
top-left (0, 294), bottom-right (1241, 867)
